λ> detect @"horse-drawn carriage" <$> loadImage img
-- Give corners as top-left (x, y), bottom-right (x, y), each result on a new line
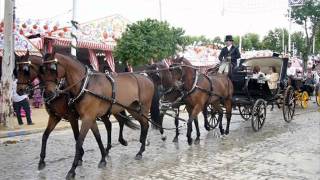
top-left (206, 56), bottom-right (295, 132)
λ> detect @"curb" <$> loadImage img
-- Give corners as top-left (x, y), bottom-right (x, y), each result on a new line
top-left (0, 125), bottom-right (70, 139)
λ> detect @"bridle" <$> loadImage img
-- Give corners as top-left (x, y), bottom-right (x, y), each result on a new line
top-left (16, 60), bottom-right (42, 93)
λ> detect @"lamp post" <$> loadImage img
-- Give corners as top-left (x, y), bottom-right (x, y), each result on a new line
top-left (71, 0), bottom-right (79, 57)
top-left (159, 0), bottom-right (162, 21)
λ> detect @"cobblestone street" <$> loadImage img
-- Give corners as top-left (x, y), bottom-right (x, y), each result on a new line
top-left (0, 104), bottom-right (319, 180)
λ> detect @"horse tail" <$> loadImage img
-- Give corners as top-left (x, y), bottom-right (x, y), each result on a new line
top-left (118, 111), bottom-right (140, 130)
top-left (150, 86), bottom-right (162, 129)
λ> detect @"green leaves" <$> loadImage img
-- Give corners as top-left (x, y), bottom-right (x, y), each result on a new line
top-left (114, 19), bottom-right (185, 66)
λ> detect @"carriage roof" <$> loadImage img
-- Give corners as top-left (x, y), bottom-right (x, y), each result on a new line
top-left (241, 56), bottom-right (289, 81)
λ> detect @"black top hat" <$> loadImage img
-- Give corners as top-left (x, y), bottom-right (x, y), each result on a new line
top-left (225, 35), bottom-right (233, 42)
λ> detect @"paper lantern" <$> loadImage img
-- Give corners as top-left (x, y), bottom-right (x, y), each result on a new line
top-left (103, 32), bottom-right (108, 39)
top-left (53, 26), bottom-right (58, 31)
top-left (47, 32), bottom-right (52, 36)
top-left (43, 24), bottom-right (48, 30)
top-left (58, 32), bottom-right (64, 37)
top-left (33, 24), bottom-right (38, 29)
top-left (22, 23), bottom-right (27, 28)
top-left (19, 29), bottom-right (24, 35)
top-left (0, 28), bottom-right (3, 33)
top-left (0, 22), bottom-right (4, 27)
top-left (63, 27), bottom-right (68, 32)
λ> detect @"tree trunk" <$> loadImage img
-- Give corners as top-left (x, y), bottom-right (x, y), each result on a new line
top-left (1, 0), bottom-right (15, 128)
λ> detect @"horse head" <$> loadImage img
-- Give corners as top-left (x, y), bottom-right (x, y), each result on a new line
top-left (16, 51), bottom-right (43, 95)
top-left (41, 52), bottom-right (67, 100)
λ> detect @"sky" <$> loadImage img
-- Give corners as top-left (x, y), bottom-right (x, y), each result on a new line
top-left (0, 0), bottom-right (303, 39)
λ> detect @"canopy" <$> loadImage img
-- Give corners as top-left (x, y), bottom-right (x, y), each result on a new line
top-left (0, 32), bottom-right (41, 57)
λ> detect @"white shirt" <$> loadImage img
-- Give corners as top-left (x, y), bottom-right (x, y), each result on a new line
top-left (12, 79), bottom-right (28, 102)
top-left (227, 45), bottom-right (232, 51)
top-left (287, 67), bottom-right (296, 77)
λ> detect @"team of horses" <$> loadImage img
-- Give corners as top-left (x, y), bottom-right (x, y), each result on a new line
top-left (16, 51), bottom-right (233, 179)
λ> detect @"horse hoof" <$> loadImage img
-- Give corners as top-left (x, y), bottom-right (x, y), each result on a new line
top-left (194, 138), bottom-right (200, 145)
top-left (78, 160), bottom-right (83, 166)
top-left (135, 154), bottom-right (142, 160)
top-left (98, 160), bottom-right (107, 168)
top-left (220, 129), bottom-right (225, 135)
top-left (187, 138), bottom-right (193, 145)
top-left (66, 171), bottom-right (76, 180)
top-left (172, 137), bottom-right (178, 143)
top-left (38, 161), bottom-right (46, 170)
top-left (225, 130), bottom-right (229, 135)
top-left (119, 139), bottom-right (128, 146)
top-left (161, 135), bottom-right (167, 141)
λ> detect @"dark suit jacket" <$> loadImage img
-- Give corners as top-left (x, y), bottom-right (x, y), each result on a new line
top-left (218, 45), bottom-right (241, 67)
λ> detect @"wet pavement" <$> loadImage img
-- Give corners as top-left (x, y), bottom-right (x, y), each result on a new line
top-left (0, 104), bottom-right (319, 180)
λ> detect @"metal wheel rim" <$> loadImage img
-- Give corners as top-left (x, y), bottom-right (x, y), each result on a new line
top-left (283, 87), bottom-right (295, 122)
top-left (207, 105), bottom-right (219, 129)
top-left (239, 105), bottom-right (251, 121)
top-left (251, 99), bottom-right (266, 132)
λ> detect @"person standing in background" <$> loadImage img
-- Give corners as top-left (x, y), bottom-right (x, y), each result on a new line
top-left (12, 78), bottom-right (34, 125)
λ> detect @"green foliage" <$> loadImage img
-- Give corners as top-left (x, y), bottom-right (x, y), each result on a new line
top-left (262, 28), bottom-right (288, 52)
top-left (291, 0), bottom-right (320, 54)
top-left (114, 19), bottom-right (185, 66)
top-left (291, 31), bottom-right (306, 56)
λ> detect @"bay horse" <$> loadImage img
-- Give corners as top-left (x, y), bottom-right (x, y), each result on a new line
top-left (40, 52), bottom-right (154, 179)
top-left (147, 62), bottom-right (216, 142)
top-left (166, 57), bottom-right (233, 145)
top-left (15, 52), bottom-right (138, 171)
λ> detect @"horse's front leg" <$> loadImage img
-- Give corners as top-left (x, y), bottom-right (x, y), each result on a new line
top-left (172, 112), bottom-right (180, 142)
top-left (193, 117), bottom-right (201, 145)
top-left (38, 115), bottom-right (61, 170)
top-left (101, 115), bottom-right (112, 156)
top-left (186, 104), bottom-right (202, 145)
top-left (66, 118), bottom-right (99, 180)
top-left (224, 99), bottom-right (232, 135)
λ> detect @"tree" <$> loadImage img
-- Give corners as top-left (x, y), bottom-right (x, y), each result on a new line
top-left (291, 31), bottom-right (306, 56)
top-left (114, 19), bottom-right (185, 66)
top-left (262, 28), bottom-right (288, 52)
top-left (291, 0), bottom-right (320, 55)
top-left (213, 36), bottom-right (222, 45)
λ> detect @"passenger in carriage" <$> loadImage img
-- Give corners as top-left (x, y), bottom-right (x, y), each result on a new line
top-left (252, 65), bottom-right (265, 79)
top-left (266, 66), bottom-right (279, 110)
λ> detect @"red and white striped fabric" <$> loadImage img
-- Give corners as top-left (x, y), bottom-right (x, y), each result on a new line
top-left (105, 51), bottom-right (115, 72)
top-left (51, 37), bottom-right (115, 51)
top-left (88, 49), bottom-right (99, 71)
top-left (29, 38), bottom-right (43, 50)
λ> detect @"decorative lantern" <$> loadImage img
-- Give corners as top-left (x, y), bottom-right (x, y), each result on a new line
top-left (53, 26), bottom-right (58, 31)
top-left (19, 29), bottom-right (24, 35)
top-left (103, 32), bottom-right (108, 39)
top-left (47, 32), bottom-right (52, 36)
top-left (58, 32), bottom-right (64, 37)
top-left (22, 23), bottom-right (27, 28)
top-left (63, 27), bottom-right (68, 32)
top-left (43, 24), bottom-right (48, 30)
top-left (33, 24), bottom-right (38, 29)
top-left (0, 28), bottom-right (3, 33)
top-left (0, 22), bottom-right (4, 27)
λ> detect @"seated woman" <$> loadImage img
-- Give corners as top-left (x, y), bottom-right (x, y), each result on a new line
top-left (266, 66), bottom-right (279, 111)
top-left (252, 65), bottom-right (265, 79)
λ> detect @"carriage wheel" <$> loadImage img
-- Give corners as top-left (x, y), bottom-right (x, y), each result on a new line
top-left (300, 91), bottom-right (309, 109)
top-left (238, 105), bottom-right (252, 121)
top-left (283, 86), bottom-right (295, 123)
top-left (251, 99), bottom-right (266, 132)
top-left (207, 105), bottom-right (219, 129)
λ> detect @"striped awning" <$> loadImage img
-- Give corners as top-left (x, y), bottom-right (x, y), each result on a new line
top-left (0, 49), bottom-right (42, 57)
top-left (48, 37), bottom-right (115, 51)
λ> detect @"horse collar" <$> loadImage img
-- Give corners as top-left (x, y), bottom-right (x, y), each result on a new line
top-left (68, 67), bottom-right (92, 105)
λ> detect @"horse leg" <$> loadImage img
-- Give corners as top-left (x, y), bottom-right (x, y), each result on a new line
top-left (194, 117), bottom-right (201, 145)
top-left (186, 105), bottom-right (202, 145)
top-left (114, 112), bottom-right (128, 146)
top-left (128, 110), bottom-right (149, 160)
top-left (202, 106), bottom-right (211, 131)
top-left (172, 112), bottom-right (179, 142)
top-left (100, 116), bottom-right (112, 156)
top-left (38, 115), bottom-right (61, 170)
top-left (213, 102), bottom-right (224, 135)
top-left (224, 99), bottom-right (232, 135)
top-left (69, 115), bottom-right (84, 166)
top-left (90, 121), bottom-right (107, 168)
top-left (66, 118), bottom-right (97, 180)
